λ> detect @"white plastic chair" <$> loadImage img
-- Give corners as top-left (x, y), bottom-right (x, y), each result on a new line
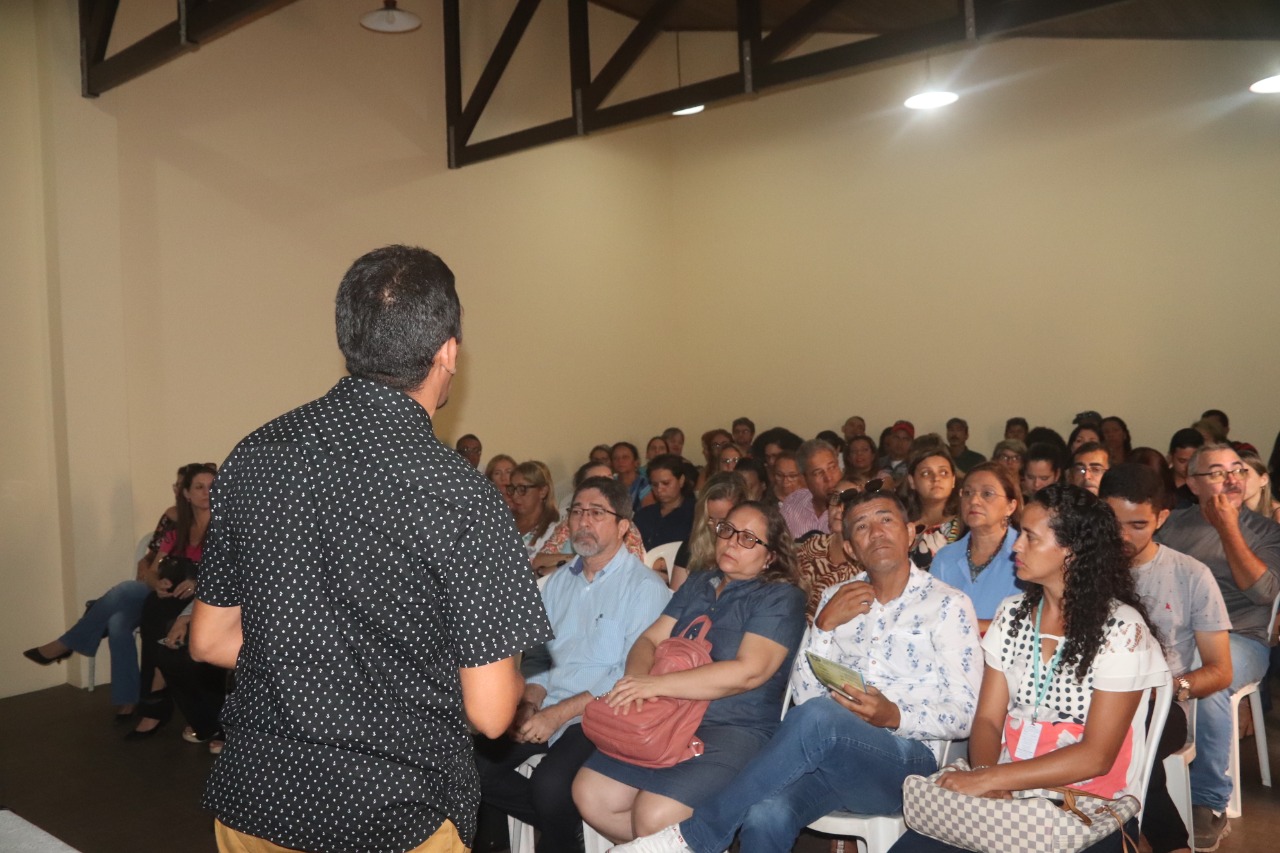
top-left (643, 541), bottom-right (682, 584)
top-left (1163, 695), bottom-right (1197, 852)
top-left (1224, 593), bottom-right (1279, 818)
top-left (506, 753), bottom-right (543, 853)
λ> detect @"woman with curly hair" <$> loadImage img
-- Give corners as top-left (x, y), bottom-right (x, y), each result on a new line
top-left (574, 501), bottom-right (806, 843)
top-left (891, 484), bottom-right (1169, 853)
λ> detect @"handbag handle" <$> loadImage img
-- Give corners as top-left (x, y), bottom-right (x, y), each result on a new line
top-left (1046, 787), bottom-right (1137, 853)
top-left (679, 614), bottom-right (713, 640)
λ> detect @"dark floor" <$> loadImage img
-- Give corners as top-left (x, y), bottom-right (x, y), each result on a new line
top-left (2, 683), bottom-right (1279, 853)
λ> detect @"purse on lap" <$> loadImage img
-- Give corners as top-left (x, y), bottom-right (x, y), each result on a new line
top-left (902, 758), bottom-right (1140, 853)
top-left (581, 615), bottom-right (713, 769)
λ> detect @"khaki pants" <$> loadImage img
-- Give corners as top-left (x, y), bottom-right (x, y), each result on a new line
top-left (214, 819), bottom-right (468, 853)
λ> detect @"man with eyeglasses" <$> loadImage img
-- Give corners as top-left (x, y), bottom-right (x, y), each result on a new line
top-left (474, 476), bottom-right (671, 853)
top-left (1155, 443), bottom-right (1280, 849)
top-left (780, 439), bottom-right (842, 539)
top-left (1066, 441), bottom-right (1110, 495)
top-left (613, 491), bottom-right (980, 853)
top-left (455, 433), bottom-right (482, 468)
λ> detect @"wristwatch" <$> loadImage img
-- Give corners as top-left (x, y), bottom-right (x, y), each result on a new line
top-left (1175, 675), bottom-right (1192, 703)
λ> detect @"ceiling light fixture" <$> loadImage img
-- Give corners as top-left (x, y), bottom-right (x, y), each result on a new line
top-left (672, 33), bottom-right (704, 117)
top-left (360, 1), bottom-right (421, 34)
top-left (905, 54), bottom-right (958, 110)
top-left (1250, 74), bottom-right (1280, 93)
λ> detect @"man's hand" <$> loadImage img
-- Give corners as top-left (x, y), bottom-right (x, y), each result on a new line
top-left (507, 700), bottom-right (538, 737)
top-left (1201, 494), bottom-right (1240, 534)
top-left (815, 581), bottom-right (876, 632)
top-left (830, 683), bottom-right (901, 730)
top-left (515, 707), bottom-right (561, 744)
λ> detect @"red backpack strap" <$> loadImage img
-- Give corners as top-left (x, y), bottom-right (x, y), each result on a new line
top-left (681, 614), bottom-right (713, 640)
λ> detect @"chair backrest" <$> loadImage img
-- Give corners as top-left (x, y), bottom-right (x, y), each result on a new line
top-left (1138, 677), bottom-right (1173, 807)
top-left (1267, 593), bottom-right (1280, 640)
top-left (643, 540), bottom-right (683, 582)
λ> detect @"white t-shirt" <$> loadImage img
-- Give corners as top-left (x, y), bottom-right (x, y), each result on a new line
top-left (1130, 544), bottom-right (1231, 678)
top-left (983, 594), bottom-right (1169, 801)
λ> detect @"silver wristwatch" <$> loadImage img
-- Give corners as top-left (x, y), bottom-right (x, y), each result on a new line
top-left (1175, 676), bottom-right (1192, 703)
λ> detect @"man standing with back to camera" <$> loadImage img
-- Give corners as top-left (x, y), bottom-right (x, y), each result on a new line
top-left (190, 245), bottom-right (552, 853)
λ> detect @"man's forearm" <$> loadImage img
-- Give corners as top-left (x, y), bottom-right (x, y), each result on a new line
top-left (1220, 524), bottom-right (1269, 593)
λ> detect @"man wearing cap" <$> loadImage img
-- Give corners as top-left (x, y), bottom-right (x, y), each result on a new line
top-left (878, 421), bottom-right (914, 484)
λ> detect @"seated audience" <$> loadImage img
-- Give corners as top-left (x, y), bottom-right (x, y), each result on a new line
top-left (671, 472), bottom-right (750, 591)
top-left (878, 421), bottom-right (914, 484)
top-left (474, 477), bottom-right (671, 853)
top-left (841, 415), bottom-right (867, 442)
top-left (1193, 417), bottom-right (1228, 446)
top-left (696, 429), bottom-right (734, 491)
top-left (1168, 427), bottom-right (1205, 490)
top-left (613, 441), bottom-right (653, 511)
top-left (1155, 443), bottom-right (1280, 851)
top-left (990, 438), bottom-right (1026, 481)
top-left (643, 436), bottom-right (669, 472)
top-left (794, 479), bottom-right (862, 620)
top-left (1025, 425), bottom-right (1068, 459)
top-left (151, 606), bottom-right (231, 752)
top-left (590, 444), bottom-right (613, 467)
top-left (732, 457), bottom-right (768, 503)
top-left (902, 449), bottom-right (963, 570)
top-left (1021, 441), bottom-right (1062, 499)
top-left (574, 501), bottom-right (807, 843)
top-left (485, 454), bottom-right (517, 509)
top-left (612, 490), bottom-right (981, 853)
top-left (455, 433), bottom-right (482, 468)
top-left (1240, 449), bottom-right (1280, 523)
top-left (661, 428), bottom-right (686, 461)
top-left (816, 430), bottom-right (846, 457)
top-left (945, 418), bottom-right (986, 474)
top-left (1100, 464), bottom-right (1232, 853)
top-left (633, 455), bottom-right (696, 553)
top-left (930, 462), bottom-right (1023, 633)
top-left (24, 462), bottom-right (214, 719)
top-left (538, 462), bottom-right (646, 577)
top-left (731, 417), bottom-right (755, 456)
top-left (769, 450), bottom-right (803, 504)
top-left (890, 484), bottom-right (1169, 853)
top-left (716, 444), bottom-right (743, 473)
top-left (1004, 417), bottom-right (1029, 443)
top-left (509, 461), bottom-right (560, 559)
top-left (1068, 441), bottom-right (1111, 495)
top-left (1101, 415), bottom-right (1133, 465)
top-left (1068, 422), bottom-right (1102, 453)
top-left (780, 439), bottom-right (842, 539)
top-left (1127, 446), bottom-right (1177, 510)
top-left (843, 434), bottom-right (879, 483)
top-left (750, 427), bottom-right (802, 472)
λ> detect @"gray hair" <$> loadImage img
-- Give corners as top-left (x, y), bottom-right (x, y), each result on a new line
top-left (573, 475), bottom-right (634, 520)
top-left (1187, 442), bottom-right (1238, 478)
top-left (796, 439), bottom-right (837, 474)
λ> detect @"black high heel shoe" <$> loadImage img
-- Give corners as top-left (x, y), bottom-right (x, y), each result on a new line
top-left (23, 647), bottom-right (73, 666)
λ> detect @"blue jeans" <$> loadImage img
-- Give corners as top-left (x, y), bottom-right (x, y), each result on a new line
top-left (60, 580), bottom-right (151, 706)
top-left (1191, 631), bottom-right (1271, 811)
top-left (679, 696), bottom-right (937, 853)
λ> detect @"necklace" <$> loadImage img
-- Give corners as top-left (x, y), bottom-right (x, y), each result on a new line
top-left (966, 538), bottom-right (999, 583)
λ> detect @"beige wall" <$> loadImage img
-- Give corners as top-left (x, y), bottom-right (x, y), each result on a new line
top-left (3, 0), bottom-right (1277, 697)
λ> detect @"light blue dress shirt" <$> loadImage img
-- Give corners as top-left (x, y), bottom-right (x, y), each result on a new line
top-left (929, 527), bottom-right (1023, 621)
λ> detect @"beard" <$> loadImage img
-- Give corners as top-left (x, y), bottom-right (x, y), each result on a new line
top-left (572, 530), bottom-right (604, 558)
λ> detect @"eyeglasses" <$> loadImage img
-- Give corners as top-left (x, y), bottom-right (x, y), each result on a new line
top-left (1071, 463), bottom-right (1108, 476)
top-left (568, 506), bottom-right (621, 522)
top-left (720, 457), bottom-right (740, 468)
top-left (505, 484), bottom-right (539, 497)
top-left (713, 520), bottom-right (773, 551)
top-left (777, 471), bottom-right (803, 482)
top-left (960, 487), bottom-right (1003, 502)
top-left (1191, 466), bottom-right (1249, 483)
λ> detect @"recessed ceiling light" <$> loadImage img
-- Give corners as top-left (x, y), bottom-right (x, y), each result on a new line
top-left (1250, 74), bottom-right (1280, 94)
top-left (904, 91), bottom-right (959, 110)
top-left (360, 1), bottom-right (421, 34)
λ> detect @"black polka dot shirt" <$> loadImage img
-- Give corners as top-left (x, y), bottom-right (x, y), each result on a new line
top-left (198, 377), bottom-right (552, 852)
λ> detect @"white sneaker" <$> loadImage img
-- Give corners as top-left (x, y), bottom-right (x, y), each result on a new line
top-left (608, 824), bottom-right (694, 853)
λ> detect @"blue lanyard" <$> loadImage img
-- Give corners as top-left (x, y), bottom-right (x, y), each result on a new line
top-left (1031, 603), bottom-right (1064, 724)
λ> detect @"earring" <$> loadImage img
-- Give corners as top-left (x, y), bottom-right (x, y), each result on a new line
top-left (1001, 515), bottom-right (1010, 530)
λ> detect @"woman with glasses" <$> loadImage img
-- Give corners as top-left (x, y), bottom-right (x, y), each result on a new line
top-left (574, 501), bottom-right (806, 845)
top-left (991, 439), bottom-right (1027, 482)
top-left (769, 451), bottom-right (805, 504)
top-left (890, 485), bottom-right (1167, 853)
top-left (25, 462), bottom-right (217, 721)
top-left (717, 445), bottom-right (743, 472)
top-left (508, 461), bottom-right (560, 560)
top-left (901, 449), bottom-right (964, 571)
top-left (669, 472), bottom-right (750, 592)
top-left (929, 462), bottom-right (1023, 634)
top-left (696, 429), bottom-right (734, 491)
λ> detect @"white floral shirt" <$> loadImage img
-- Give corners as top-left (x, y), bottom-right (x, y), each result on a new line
top-left (791, 567), bottom-right (982, 742)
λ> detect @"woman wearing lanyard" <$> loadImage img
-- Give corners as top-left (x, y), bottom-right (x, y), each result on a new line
top-left (891, 484), bottom-right (1169, 853)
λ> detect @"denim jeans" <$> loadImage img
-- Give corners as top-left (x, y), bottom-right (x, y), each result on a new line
top-left (59, 579), bottom-right (151, 706)
top-left (1191, 631), bottom-right (1271, 811)
top-left (679, 696), bottom-right (937, 853)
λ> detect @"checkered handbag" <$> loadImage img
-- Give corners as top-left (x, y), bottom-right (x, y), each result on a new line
top-left (902, 759), bottom-right (1140, 853)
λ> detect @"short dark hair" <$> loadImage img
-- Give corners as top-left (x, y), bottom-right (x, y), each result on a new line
top-left (572, 460), bottom-right (612, 489)
top-left (841, 490), bottom-right (909, 539)
top-left (1099, 463), bottom-right (1166, 508)
top-left (1026, 442), bottom-right (1063, 473)
top-left (335, 245), bottom-right (461, 392)
top-left (646, 453), bottom-right (687, 481)
top-left (610, 441), bottom-right (639, 461)
top-left (574, 476), bottom-right (634, 520)
top-left (1201, 409), bottom-right (1229, 430)
top-left (751, 427), bottom-right (804, 460)
top-left (1168, 427), bottom-right (1205, 455)
top-left (1005, 417), bottom-right (1029, 431)
top-left (662, 427), bottom-right (684, 441)
top-left (1071, 441), bottom-right (1107, 463)
top-left (946, 417), bottom-right (968, 430)
top-left (734, 455), bottom-right (768, 484)
top-left (1026, 426), bottom-right (1067, 458)
top-left (455, 433), bottom-right (479, 448)
top-left (732, 417), bottom-right (755, 432)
